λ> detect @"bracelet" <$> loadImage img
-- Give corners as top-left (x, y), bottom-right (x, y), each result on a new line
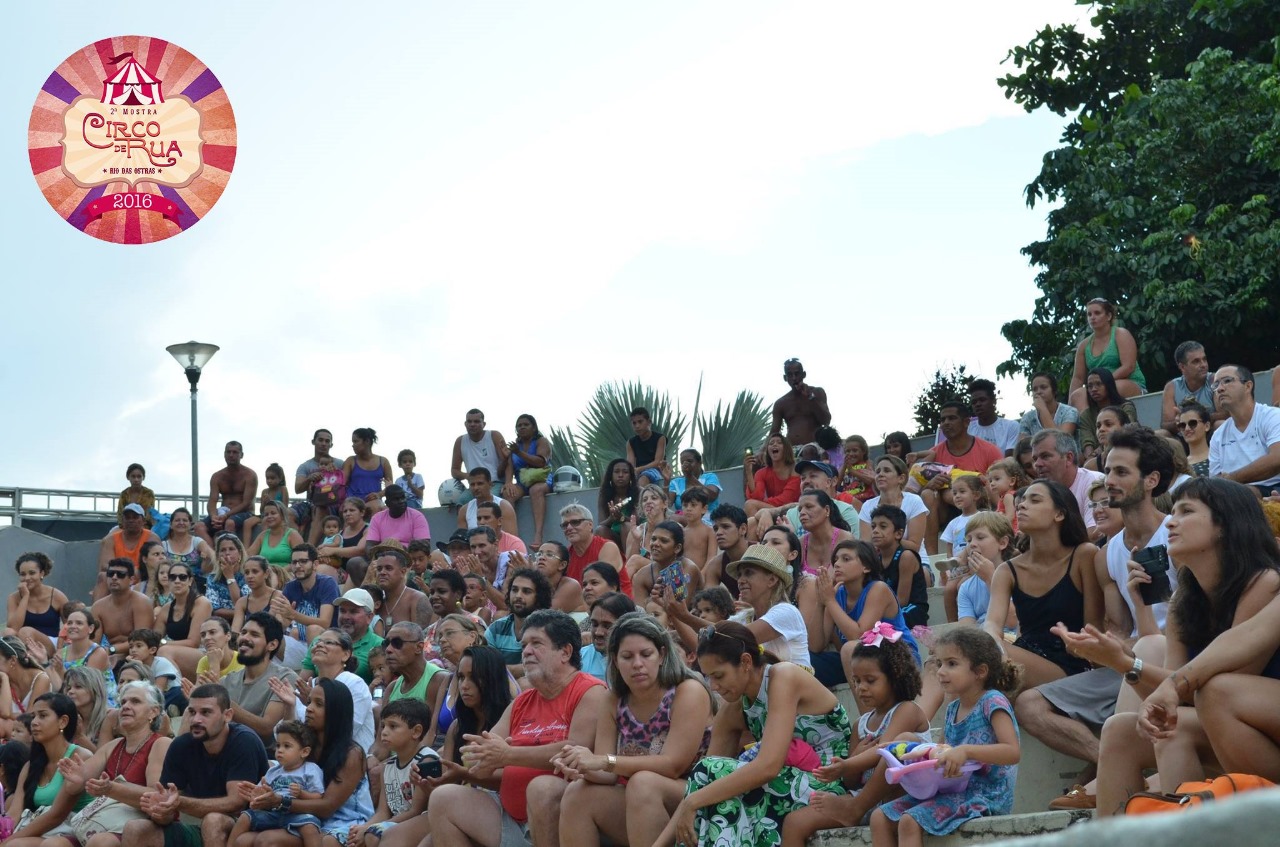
top-left (276, 793), bottom-right (293, 813)
top-left (1171, 670), bottom-right (1194, 703)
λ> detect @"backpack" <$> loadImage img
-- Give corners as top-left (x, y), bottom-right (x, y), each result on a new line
top-left (1124, 773), bottom-right (1276, 815)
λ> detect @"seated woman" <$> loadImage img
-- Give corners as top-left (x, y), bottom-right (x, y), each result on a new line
top-left (4, 693), bottom-right (92, 846)
top-left (1178, 401), bottom-right (1213, 477)
top-left (245, 502), bottom-right (305, 571)
top-left (1068, 297), bottom-right (1147, 410)
top-left (98, 661), bottom-right (174, 741)
top-left (0, 635), bottom-right (53, 733)
top-left (654, 622), bottom-right (850, 847)
top-left (1093, 478), bottom-right (1280, 815)
top-left (1077, 368), bottom-right (1139, 463)
top-left (501, 414), bottom-right (553, 547)
top-left (161, 508), bottom-right (214, 588)
top-left (60, 666), bottom-right (109, 752)
top-left (206, 534), bottom-right (248, 624)
top-left (316, 498), bottom-right (372, 586)
top-left (625, 484), bottom-right (674, 564)
top-left (1082, 405), bottom-right (1131, 472)
top-left (796, 491), bottom-right (854, 575)
top-left (983, 480), bottom-right (1101, 690)
top-left (273, 629), bottom-right (375, 755)
top-left (40, 682), bottom-right (171, 847)
top-left (629, 521), bottom-right (702, 608)
top-left (1020, 371), bottom-right (1079, 438)
top-left (531, 543), bottom-right (587, 614)
top-left (859, 457), bottom-right (928, 555)
top-left (743, 435), bottom-right (802, 518)
top-left (555, 612), bottom-right (715, 847)
top-left (238, 679), bottom-right (373, 847)
top-left (152, 563), bottom-right (213, 681)
top-left (881, 432), bottom-right (913, 461)
top-left (596, 459), bottom-right (640, 547)
top-left (423, 615), bottom-right (485, 746)
top-left (6, 553), bottom-right (69, 660)
top-left (231, 556), bottom-right (286, 642)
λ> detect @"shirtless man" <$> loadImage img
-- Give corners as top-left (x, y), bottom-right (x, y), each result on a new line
top-left (92, 556), bottom-right (155, 657)
top-left (702, 504), bottom-right (749, 600)
top-left (195, 441), bottom-right (258, 544)
top-left (370, 547), bottom-right (433, 628)
top-left (94, 504), bottom-right (161, 600)
top-left (770, 358), bottom-right (832, 446)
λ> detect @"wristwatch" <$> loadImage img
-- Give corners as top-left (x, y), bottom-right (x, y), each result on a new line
top-left (1124, 657), bottom-right (1143, 685)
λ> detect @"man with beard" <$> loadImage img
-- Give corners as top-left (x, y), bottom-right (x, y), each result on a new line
top-left (372, 546), bottom-right (432, 628)
top-left (218, 612), bottom-right (298, 754)
top-left (366, 484), bottom-right (432, 547)
top-left (127, 683), bottom-right (268, 847)
top-left (428, 610), bottom-right (605, 847)
top-left (1016, 425), bottom-right (1176, 811)
top-left (300, 587), bottom-right (383, 683)
top-left (701, 504), bottom-right (749, 599)
top-left (485, 568), bottom-right (553, 677)
top-left (272, 543), bottom-right (340, 668)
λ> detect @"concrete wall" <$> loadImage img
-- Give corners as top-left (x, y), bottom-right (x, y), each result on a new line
top-left (0, 526), bottom-right (100, 607)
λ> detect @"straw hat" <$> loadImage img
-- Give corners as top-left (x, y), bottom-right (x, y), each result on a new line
top-left (725, 543), bottom-right (793, 588)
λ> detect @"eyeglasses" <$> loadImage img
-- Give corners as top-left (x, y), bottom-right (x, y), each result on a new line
top-left (311, 638), bottom-right (344, 650)
top-left (290, 558), bottom-right (313, 566)
top-left (1089, 500), bottom-right (1111, 512)
top-left (559, 518), bottom-right (588, 530)
top-left (1212, 376), bottom-right (1240, 389)
top-left (385, 636), bottom-right (422, 651)
top-left (170, 573), bottom-right (191, 582)
top-left (533, 551), bottom-right (561, 561)
top-left (106, 570), bottom-right (130, 579)
top-left (1176, 420), bottom-right (1202, 431)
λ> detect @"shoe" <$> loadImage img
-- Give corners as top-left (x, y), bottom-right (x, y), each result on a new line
top-left (1049, 785), bottom-right (1096, 810)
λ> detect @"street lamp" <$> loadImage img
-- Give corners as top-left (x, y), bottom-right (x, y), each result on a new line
top-left (166, 341), bottom-right (219, 516)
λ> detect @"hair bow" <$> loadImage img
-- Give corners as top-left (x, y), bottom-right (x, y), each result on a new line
top-left (860, 622), bottom-right (903, 647)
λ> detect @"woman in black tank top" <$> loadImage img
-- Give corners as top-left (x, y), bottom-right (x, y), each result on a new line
top-left (982, 480), bottom-right (1100, 689)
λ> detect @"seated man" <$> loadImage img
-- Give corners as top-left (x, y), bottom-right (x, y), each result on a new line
top-left (273, 544), bottom-right (340, 668)
top-left (195, 441), bottom-right (259, 544)
top-left (626, 407), bottom-right (668, 485)
top-left (1209, 364), bottom-right (1280, 495)
top-left (300, 587), bottom-right (384, 683)
top-left (1031, 429), bottom-right (1104, 533)
top-left (771, 460), bottom-right (860, 535)
top-left (217, 612), bottom-right (298, 755)
top-left (702, 504), bottom-right (749, 599)
top-left (366, 485), bottom-right (432, 547)
top-left (474, 500), bottom-right (528, 555)
top-left (909, 401), bottom-right (1003, 556)
top-left (457, 468), bottom-right (518, 535)
top-left (92, 556), bottom-right (154, 656)
top-left (126, 682), bottom-right (269, 847)
top-left (1160, 341), bottom-right (1222, 430)
top-left (485, 567), bottom-right (554, 677)
top-left (560, 504), bottom-right (632, 596)
top-left (427, 610), bottom-right (606, 847)
top-left (667, 449), bottom-right (722, 525)
top-left (95, 504), bottom-right (161, 599)
top-left (450, 409), bottom-right (507, 492)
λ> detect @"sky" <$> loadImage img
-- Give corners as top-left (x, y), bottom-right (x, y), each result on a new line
top-left (1, 1), bottom-right (1095, 504)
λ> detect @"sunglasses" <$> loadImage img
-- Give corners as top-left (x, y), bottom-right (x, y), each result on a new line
top-left (106, 570), bottom-right (130, 579)
top-left (385, 636), bottom-right (422, 651)
top-left (1176, 420), bottom-right (1202, 431)
top-left (698, 624), bottom-right (750, 655)
top-left (559, 518), bottom-right (588, 530)
top-left (170, 573), bottom-right (191, 582)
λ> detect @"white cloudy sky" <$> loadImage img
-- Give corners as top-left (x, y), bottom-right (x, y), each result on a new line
top-left (1, 1), bottom-right (1095, 501)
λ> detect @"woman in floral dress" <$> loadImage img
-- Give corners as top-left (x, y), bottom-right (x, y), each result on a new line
top-left (656, 620), bottom-right (851, 847)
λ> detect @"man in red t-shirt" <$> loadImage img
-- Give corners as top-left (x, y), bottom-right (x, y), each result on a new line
top-left (426, 610), bottom-right (605, 847)
top-left (909, 400), bottom-right (1004, 556)
top-left (560, 504), bottom-right (632, 596)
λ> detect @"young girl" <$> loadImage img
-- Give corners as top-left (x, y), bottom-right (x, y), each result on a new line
top-left (692, 587), bottom-right (734, 623)
top-left (939, 475), bottom-right (989, 559)
top-left (870, 628), bottom-right (1021, 847)
top-left (836, 435), bottom-right (877, 504)
top-left (985, 459), bottom-right (1028, 533)
top-left (1083, 405), bottom-right (1130, 472)
top-left (241, 463), bottom-right (292, 543)
top-left (319, 514), bottom-right (343, 549)
top-left (788, 637), bottom-right (928, 844)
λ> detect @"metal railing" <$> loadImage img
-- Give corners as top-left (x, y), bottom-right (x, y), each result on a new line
top-left (0, 487), bottom-right (203, 527)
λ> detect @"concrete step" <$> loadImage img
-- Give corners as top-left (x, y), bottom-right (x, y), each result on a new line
top-left (808, 809), bottom-right (1094, 845)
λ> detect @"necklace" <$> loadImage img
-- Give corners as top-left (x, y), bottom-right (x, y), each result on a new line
top-left (110, 732), bottom-right (156, 778)
top-left (385, 582), bottom-right (408, 626)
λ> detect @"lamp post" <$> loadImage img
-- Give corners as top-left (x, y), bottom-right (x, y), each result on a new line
top-left (166, 341), bottom-right (219, 517)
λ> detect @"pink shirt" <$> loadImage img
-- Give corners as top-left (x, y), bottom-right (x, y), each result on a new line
top-left (498, 531), bottom-right (528, 556)
top-left (1069, 468), bottom-right (1105, 529)
top-left (366, 508), bottom-right (431, 545)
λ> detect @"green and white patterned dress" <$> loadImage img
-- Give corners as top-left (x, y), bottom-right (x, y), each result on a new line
top-left (685, 663), bottom-right (851, 846)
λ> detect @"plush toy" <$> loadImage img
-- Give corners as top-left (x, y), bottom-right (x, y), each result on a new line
top-left (884, 741), bottom-right (940, 761)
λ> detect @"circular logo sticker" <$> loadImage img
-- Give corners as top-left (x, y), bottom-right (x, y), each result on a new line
top-left (28, 36), bottom-right (236, 244)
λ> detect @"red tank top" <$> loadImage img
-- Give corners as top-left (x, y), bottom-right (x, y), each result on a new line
top-left (105, 732), bottom-right (162, 785)
top-left (567, 536), bottom-right (632, 596)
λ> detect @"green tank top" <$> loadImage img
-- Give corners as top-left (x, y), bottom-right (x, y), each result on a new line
top-left (1083, 326), bottom-right (1146, 389)
top-left (260, 529), bottom-right (294, 566)
top-left (32, 744), bottom-right (94, 810)
top-left (388, 662), bottom-right (441, 703)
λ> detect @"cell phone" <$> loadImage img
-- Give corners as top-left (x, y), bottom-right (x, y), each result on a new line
top-left (416, 758), bottom-right (443, 779)
top-left (1132, 545), bottom-right (1173, 605)
top-left (372, 686), bottom-right (384, 700)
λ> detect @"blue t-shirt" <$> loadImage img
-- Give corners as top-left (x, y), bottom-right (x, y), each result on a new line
top-left (579, 645), bottom-right (607, 682)
top-left (485, 615), bottom-right (524, 665)
top-left (283, 575), bottom-right (341, 635)
top-left (668, 473), bottom-right (722, 522)
top-left (264, 760), bottom-right (325, 796)
top-left (957, 576), bottom-right (991, 624)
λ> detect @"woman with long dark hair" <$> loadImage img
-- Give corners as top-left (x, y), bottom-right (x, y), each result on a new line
top-left (501, 413), bottom-right (552, 546)
top-left (1090, 478), bottom-right (1280, 815)
top-left (4, 692), bottom-right (91, 844)
top-left (596, 458), bottom-right (640, 547)
top-left (153, 561), bottom-right (212, 681)
top-left (6, 552), bottom-right (69, 659)
top-left (242, 678), bottom-right (373, 847)
top-left (1078, 368), bottom-right (1138, 462)
top-left (316, 497), bottom-right (372, 585)
top-left (795, 491), bottom-right (852, 575)
top-left (630, 521), bottom-right (702, 607)
top-left (983, 479), bottom-right (1101, 689)
top-left (743, 435), bottom-right (801, 518)
top-left (1178, 401), bottom-right (1214, 477)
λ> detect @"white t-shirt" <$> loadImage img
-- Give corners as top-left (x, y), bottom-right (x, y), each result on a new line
top-left (149, 656), bottom-right (180, 690)
top-left (732, 603), bottom-right (811, 669)
top-left (464, 495), bottom-right (509, 528)
top-left (940, 513), bottom-right (975, 554)
top-left (936, 418), bottom-right (1021, 454)
top-left (1209, 404), bottom-right (1280, 487)
top-left (292, 669), bottom-right (375, 753)
top-left (859, 494), bottom-right (929, 540)
top-left (1107, 521), bottom-right (1173, 635)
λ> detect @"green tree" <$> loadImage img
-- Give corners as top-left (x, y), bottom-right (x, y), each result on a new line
top-left (696, 390), bottom-right (772, 471)
top-left (997, 0), bottom-right (1280, 380)
top-left (548, 381), bottom-right (688, 488)
top-left (913, 365), bottom-right (973, 437)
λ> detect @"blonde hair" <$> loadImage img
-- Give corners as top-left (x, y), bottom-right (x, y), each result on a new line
top-left (964, 512), bottom-right (1016, 560)
top-left (987, 457), bottom-right (1030, 491)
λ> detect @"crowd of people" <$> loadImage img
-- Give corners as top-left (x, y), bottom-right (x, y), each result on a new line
top-left (4, 310), bottom-right (1280, 847)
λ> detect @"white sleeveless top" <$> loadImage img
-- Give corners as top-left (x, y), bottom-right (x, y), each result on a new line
top-left (460, 431), bottom-right (501, 479)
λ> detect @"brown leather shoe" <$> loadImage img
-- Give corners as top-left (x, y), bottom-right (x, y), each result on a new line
top-left (1049, 784), bottom-right (1096, 810)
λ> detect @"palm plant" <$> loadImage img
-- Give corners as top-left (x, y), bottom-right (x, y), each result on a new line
top-left (696, 390), bottom-right (772, 471)
top-left (549, 381), bottom-right (689, 487)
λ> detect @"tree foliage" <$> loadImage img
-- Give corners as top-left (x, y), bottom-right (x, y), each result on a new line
top-left (548, 381), bottom-right (688, 488)
top-left (696, 390), bottom-right (772, 471)
top-left (913, 365), bottom-right (973, 437)
top-left (997, 0), bottom-right (1280, 380)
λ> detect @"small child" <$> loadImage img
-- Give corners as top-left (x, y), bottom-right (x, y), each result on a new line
top-left (10, 713), bottom-right (34, 745)
top-left (395, 450), bottom-right (425, 510)
top-left (836, 436), bottom-right (876, 504)
top-left (462, 574), bottom-right (492, 624)
top-left (692, 586), bottom-right (734, 623)
top-left (791, 636), bottom-right (929, 841)
top-left (319, 514), bottom-right (343, 549)
top-left (242, 463), bottom-right (291, 543)
top-left (868, 506), bottom-right (929, 629)
top-left (678, 487), bottom-right (717, 566)
top-left (367, 645), bottom-right (390, 701)
top-left (312, 455), bottom-right (346, 509)
top-left (127, 628), bottom-right (181, 695)
top-left (406, 541), bottom-right (433, 592)
top-left (870, 628), bottom-right (1021, 846)
top-left (985, 459), bottom-right (1028, 533)
top-left (352, 699), bottom-right (438, 846)
top-left (231, 721), bottom-right (326, 847)
top-left (939, 475), bottom-right (989, 560)
top-left (118, 462), bottom-right (156, 528)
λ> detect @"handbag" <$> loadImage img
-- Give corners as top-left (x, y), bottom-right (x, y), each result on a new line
top-left (1124, 773), bottom-right (1275, 815)
top-left (11, 806), bottom-right (47, 837)
top-left (68, 779), bottom-right (147, 842)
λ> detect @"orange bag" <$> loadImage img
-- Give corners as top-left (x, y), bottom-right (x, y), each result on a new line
top-left (1124, 773), bottom-right (1275, 815)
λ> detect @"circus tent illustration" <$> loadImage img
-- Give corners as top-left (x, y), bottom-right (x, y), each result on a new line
top-left (100, 53), bottom-right (165, 106)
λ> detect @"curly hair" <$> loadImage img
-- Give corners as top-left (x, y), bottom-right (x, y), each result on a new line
top-left (850, 639), bottom-right (921, 703)
top-left (934, 627), bottom-right (1023, 694)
